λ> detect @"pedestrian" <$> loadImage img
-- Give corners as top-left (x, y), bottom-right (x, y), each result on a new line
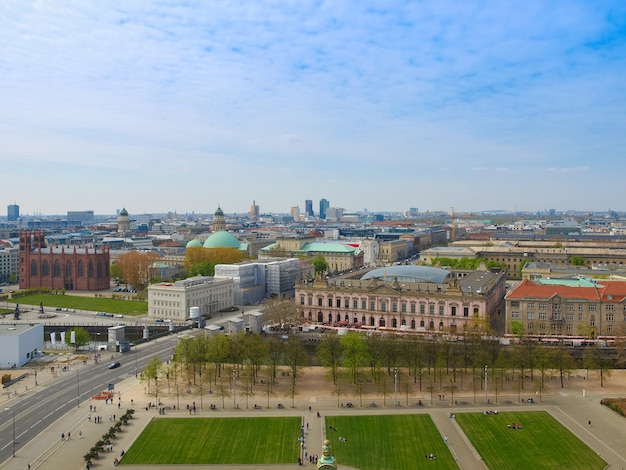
top-left (67, 431), bottom-right (71, 439)
top-left (79, 430), bottom-right (83, 439)
top-left (588, 420), bottom-right (592, 426)
top-left (444, 435), bottom-right (448, 444)
top-left (61, 432), bottom-right (65, 441)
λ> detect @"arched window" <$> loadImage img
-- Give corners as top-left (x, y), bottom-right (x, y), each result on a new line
top-left (308, 311), bottom-right (312, 320)
top-left (392, 318), bottom-right (397, 328)
top-left (439, 321), bottom-right (444, 331)
top-left (66, 261), bottom-right (72, 277)
top-left (328, 313), bottom-right (333, 323)
top-left (401, 318), bottom-right (406, 326)
top-left (362, 316), bottom-right (366, 324)
top-left (420, 319), bottom-right (425, 328)
top-left (318, 312), bottom-right (323, 322)
top-left (370, 316), bottom-right (375, 326)
top-left (78, 260), bottom-right (84, 276)
top-left (379, 318), bottom-right (386, 327)
top-left (53, 260), bottom-right (61, 277)
top-left (88, 261), bottom-right (94, 277)
top-left (97, 261), bottom-right (103, 277)
top-left (31, 260), bottom-right (38, 276)
top-left (411, 319), bottom-right (416, 329)
top-left (344, 314), bottom-right (349, 322)
top-left (336, 313), bottom-right (341, 322)
top-left (42, 260), bottom-right (49, 276)
top-left (429, 320), bottom-right (434, 330)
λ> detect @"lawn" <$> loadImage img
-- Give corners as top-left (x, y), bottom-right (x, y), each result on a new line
top-left (324, 415), bottom-right (457, 470)
top-left (13, 293), bottom-right (147, 315)
top-left (120, 417), bottom-right (300, 465)
top-left (455, 411), bottom-right (607, 470)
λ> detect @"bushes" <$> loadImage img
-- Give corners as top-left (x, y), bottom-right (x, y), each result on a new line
top-left (601, 398), bottom-right (626, 418)
top-left (84, 409), bottom-right (135, 463)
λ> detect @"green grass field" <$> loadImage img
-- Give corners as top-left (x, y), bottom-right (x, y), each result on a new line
top-left (324, 415), bottom-right (457, 470)
top-left (120, 417), bottom-right (300, 465)
top-left (455, 411), bottom-right (607, 470)
top-left (13, 293), bottom-right (147, 315)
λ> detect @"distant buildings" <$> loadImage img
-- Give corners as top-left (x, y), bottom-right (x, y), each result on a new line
top-left (319, 198), bottom-right (329, 220)
top-left (7, 204), bottom-right (19, 222)
top-left (0, 323), bottom-right (44, 368)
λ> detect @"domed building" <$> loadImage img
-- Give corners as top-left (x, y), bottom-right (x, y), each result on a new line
top-left (212, 206), bottom-right (226, 232)
top-left (185, 239), bottom-right (203, 249)
top-left (203, 230), bottom-right (243, 250)
top-left (117, 207), bottom-right (130, 233)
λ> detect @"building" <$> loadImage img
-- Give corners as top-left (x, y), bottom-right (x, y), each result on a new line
top-left (18, 230), bottom-right (110, 291)
top-left (259, 235), bottom-right (364, 273)
top-left (248, 200), bottom-right (260, 221)
top-left (290, 206), bottom-right (300, 221)
top-left (319, 198), bottom-right (329, 220)
top-left (305, 199), bottom-right (314, 217)
top-left (67, 210), bottom-right (94, 225)
top-left (212, 206), bottom-right (226, 232)
top-left (117, 208), bottom-right (130, 233)
top-left (214, 258), bottom-right (304, 305)
top-left (0, 323), bottom-right (44, 368)
top-left (505, 278), bottom-right (626, 338)
top-left (147, 275), bottom-right (234, 321)
top-left (0, 242), bottom-right (19, 284)
top-left (7, 204), bottom-right (19, 222)
top-left (295, 265), bottom-right (506, 333)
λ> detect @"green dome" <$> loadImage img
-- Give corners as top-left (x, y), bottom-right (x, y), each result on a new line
top-left (214, 206), bottom-right (224, 216)
top-left (203, 230), bottom-right (240, 249)
top-left (119, 208), bottom-right (128, 216)
top-left (186, 239), bottom-right (203, 248)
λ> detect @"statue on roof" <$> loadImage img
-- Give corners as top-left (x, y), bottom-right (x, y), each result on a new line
top-left (317, 439), bottom-right (337, 469)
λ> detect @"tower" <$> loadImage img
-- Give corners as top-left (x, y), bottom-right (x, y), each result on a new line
top-left (7, 204), bottom-right (19, 222)
top-left (118, 208), bottom-right (130, 233)
top-left (213, 206), bottom-right (226, 232)
top-left (319, 198), bottom-right (329, 220)
top-left (305, 199), bottom-right (313, 217)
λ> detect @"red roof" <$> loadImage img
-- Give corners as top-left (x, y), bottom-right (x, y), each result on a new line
top-left (507, 278), bottom-right (626, 302)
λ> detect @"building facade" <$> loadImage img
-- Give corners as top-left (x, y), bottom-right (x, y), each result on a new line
top-left (0, 243), bottom-right (19, 284)
top-left (505, 278), bottom-right (626, 338)
top-left (295, 266), bottom-right (506, 334)
top-left (19, 230), bottom-right (110, 291)
top-left (148, 276), bottom-right (234, 321)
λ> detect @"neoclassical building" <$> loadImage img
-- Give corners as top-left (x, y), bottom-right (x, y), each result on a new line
top-left (295, 265), bottom-right (506, 334)
top-left (19, 230), bottom-right (110, 291)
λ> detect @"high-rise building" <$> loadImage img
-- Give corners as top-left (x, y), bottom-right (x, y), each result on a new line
top-left (7, 204), bottom-right (19, 221)
top-left (305, 199), bottom-right (313, 217)
top-left (290, 206), bottom-right (300, 221)
top-left (248, 200), bottom-right (260, 221)
top-left (319, 198), bottom-right (329, 220)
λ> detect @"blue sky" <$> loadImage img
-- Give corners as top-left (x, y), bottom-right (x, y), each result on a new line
top-left (2, 1), bottom-right (625, 216)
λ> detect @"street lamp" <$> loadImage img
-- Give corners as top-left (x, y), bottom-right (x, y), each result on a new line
top-left (484, 365), bottom-right (488, 405)
top-left (233, 368), bottom-right (237, 409)
top-left (394, 368), bottom-right (398, 407)
top-left (4, 407), bottom-right (15, 457)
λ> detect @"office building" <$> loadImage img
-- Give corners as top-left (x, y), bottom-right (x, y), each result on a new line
top-left (305, 199), bottom-right (314, 217)
top-left (7, 204), bottom-right (19, 222)
top-left (319, 198), bottom-right (329, 220)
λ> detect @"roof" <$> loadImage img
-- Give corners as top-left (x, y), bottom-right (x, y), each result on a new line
top-left (203, 231), bottom-right (241, 249)
top-left (361, 265), bottom-right (451, 283)
top-left (186, 239), bottom-right (203, 248)
top-left (506, 279), bottom-right (602, 301)
top-left (301, 242), bottom-right (361, 254)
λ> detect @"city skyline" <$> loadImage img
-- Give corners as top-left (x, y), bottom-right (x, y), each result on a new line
top-left (2, 1), bottom-right (625, 215)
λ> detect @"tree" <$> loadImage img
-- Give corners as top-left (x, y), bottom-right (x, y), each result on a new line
top-left (312, 255), bottom-right (328, 276)
top-left (115, 251), bottom-right (161, 290)
top-left (582, 343), bottom-right (613, 387)
top-left (142, 356), bottom-right (163, 397)
top-left (184, 247), bottom-right (244, 276)
top-left (550, 343), bottom-right (575, 388)
top-left (284, 337), bottom-right (308, 406)
top-left (263, 296), bottom-right (298, 326)
top-left (340, 332), bottom-right (369, 384)
top-left (571, 256), bottom-right (585, 266)
top-left (317, 332), bottom-right (343, 385)
top-left (65, 327), bottom-right (91, 351)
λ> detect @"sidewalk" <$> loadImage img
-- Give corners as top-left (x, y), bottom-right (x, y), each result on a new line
top-left (2, 370), bottom-right (626, 470)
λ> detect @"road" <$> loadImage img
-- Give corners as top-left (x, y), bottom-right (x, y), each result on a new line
top-left (0, 334), bottom-right (184, 465)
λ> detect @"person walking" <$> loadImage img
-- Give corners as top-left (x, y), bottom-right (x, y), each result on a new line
top-left (444, 435), bottom-right (448, 444)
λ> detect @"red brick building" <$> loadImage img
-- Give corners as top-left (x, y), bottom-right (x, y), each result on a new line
top-left (19, 230), bottom-right (110, 291)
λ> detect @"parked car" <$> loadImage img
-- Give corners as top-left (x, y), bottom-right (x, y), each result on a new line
top-left (108, 362), bottom-right (121, 369)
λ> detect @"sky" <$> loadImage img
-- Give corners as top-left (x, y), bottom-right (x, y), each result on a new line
top-left (1, 1), bottom-right (626, 216)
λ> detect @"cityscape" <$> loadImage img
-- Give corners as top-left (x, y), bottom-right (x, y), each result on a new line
top-left (3, 0), bottom-right (626, 469)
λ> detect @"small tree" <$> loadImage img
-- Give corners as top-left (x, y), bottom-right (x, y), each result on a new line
top-left (312, 255), bottom-right (328, 276)
top-left (65, 327), bottom-right (91, 352)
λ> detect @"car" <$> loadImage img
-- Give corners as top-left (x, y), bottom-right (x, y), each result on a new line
top-left (108, 362), bottom-right (121, 369)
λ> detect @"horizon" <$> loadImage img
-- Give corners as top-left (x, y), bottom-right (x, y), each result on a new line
top-left (2, 1), bottom-right (625, 215)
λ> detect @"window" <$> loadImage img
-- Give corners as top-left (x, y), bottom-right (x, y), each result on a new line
top-left (463, 307), bottom-right (469, 317)
top-left (511, 301), bottom-right (520, 308)
top-left (451, 306), bottom-right (456, 316)
top-left (527, 312), bottom-right (535, 320)
top-left (439, 321), bottom-right (444, 331)
top-left (539, 312), bottom-right (547, 320)
top-left (590, 315), bottom-right (596, 327)
top-left (78, 260), bottom-right (84, 276)
top-left (328, 299), bottom-right (332, 307)
top-left (566, 313), bottom-right (574, 321)
top-left (344, 299), bottom-right (349, 308)
top-left (308, 297), bottom-right (312, 306)
top-left (429, 304), bottom-right (435, 315)
top-left (381, 301), bottom-right (387, 312)
top-left (579, 304), bottom-right (584, 311)
top-left (353, 299), bottom-right (358, 309)
top-left (473, 307), bottom-right (479, 315)
top-left (511, 312), bottom-right (519, 319)
top-left (567, 324), bottom-right (573, 332)
top-left (318, 298), bottom-right (323, 307)
top-left (606, 304), bottom-right (615, 311)
top-left (410, 303), bottom-right (416, 313)
top-left (420, 304), bottom-right (425, 314)
top-left (527, 323), bottom-right (534, 331)
top-left (370, 301), bottom-right (376, 311)
top-left (401, 303), bottom-right (407, 313)
top-left (420, 319), bottom-right (425, 328)
top-left (42, 260), bottom-right (49, 276)
top-left (300, 296), bottom-right (305, 305)
top-left (439, 305), bottom-right (444, 315)
top-left (336, 299), bottom-right (341, 308)
top-left (566, 304), bottom-right (574, 312)
top-left (362, 300), bottom-right (367, 310)
top-left (392, 318), bottom-right (397, 328)
top-left (589, 304), bottom-right (597, 311)
top-left (30, 260), bottom-right (37, 276)
top-left (606, 313), bottom-right (615, 322)
top-left (392, 302), bottom-right (398, 313)
top-left (527, 303), bottom-right (535, 310)
top-left (65, 261), bottom-right (72, 277)
top-left (607, 324), bottom-right (613, 333)
top-left (578, 313), bottom-right (583, 321)
top-left (539, 303), bottom-right (547, 311)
